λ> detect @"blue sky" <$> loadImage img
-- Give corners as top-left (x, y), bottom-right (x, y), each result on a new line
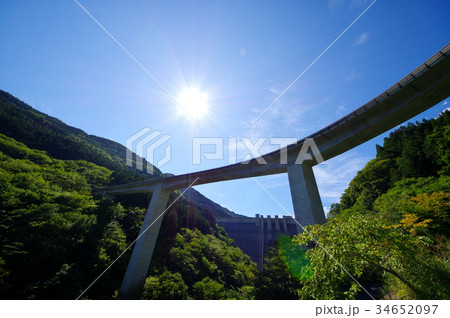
top-left (1, 0), bottom-right (449, 217)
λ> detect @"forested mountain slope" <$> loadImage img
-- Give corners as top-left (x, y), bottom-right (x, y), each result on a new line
top-left (293, 111), bottom-right (450, 299)
top-left (0, 89), bottom-right (238, 217)
top-left (0, 91), bottom-right (254, 299)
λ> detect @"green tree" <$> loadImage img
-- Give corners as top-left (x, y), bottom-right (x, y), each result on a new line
top-left (293, 215), bottom-right (450, 299)
top-left (254, 237), bottom-right (307, 300)
top-left (142, 271), bottom-right (189, 300)
top-left (192, 277), bottom-right (225, 299)
top-left (340, 159), bottom-right (394, 212)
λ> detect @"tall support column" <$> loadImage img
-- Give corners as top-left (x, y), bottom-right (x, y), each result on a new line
top-left (287, 164), bottom-right (326, 232)
top-left (118, 184), bottom-right (170, 299)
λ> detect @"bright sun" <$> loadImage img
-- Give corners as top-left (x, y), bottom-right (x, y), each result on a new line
top-left (177, 88), bottom-right (208, 119)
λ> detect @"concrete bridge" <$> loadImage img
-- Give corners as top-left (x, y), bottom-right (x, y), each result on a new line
top-left (97, 44), bottom-right (450, 299)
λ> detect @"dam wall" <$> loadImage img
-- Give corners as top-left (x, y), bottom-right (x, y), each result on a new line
top-left (216, 214), bottom-right (299, 269)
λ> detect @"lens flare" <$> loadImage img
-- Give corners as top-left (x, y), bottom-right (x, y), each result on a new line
top-left (177, 88), bottom-right (208, 120)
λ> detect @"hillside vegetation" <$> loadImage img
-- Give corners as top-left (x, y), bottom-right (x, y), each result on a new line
top-left (0, 91), bottom-right (254, 299)
top-left (1, 89), bottom-right (448, 299)
top-left (0, 89), bottom-right (239, 216)
top-left (292, 111), bottom-right (450, 299)
top-left (0, 133), bottom-right (257, 299)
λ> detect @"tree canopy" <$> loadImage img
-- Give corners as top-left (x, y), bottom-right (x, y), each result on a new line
top-left (292, 111), bottom-right (450, 299)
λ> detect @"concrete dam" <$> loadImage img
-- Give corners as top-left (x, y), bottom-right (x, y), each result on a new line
top-left (216, 214), bottom-right (299, 269)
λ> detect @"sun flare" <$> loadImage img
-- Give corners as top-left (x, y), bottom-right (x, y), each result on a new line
top-left (177, 88), bottom-right (208, 119)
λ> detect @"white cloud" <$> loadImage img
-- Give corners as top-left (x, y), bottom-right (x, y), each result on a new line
top-left (345, 71), bottom-right (361, 81)
top-left (437, 100), bottom-right (449, 117)
top-left (439, 107), bottom-right (450, 116)
top-left (269, 87), bottom-right (279, 95)
top-left (248, 84), bottom-right (316, 137)
top-left (353, 32), bottom-right (369, 47)
top-left (335, 105), bottom-right (347, 117)
top-left (237, 82), bottom-right (340, 165)
top-left (314, 152), bottom-right (369, 202)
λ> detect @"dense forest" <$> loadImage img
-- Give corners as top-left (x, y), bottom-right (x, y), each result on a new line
top-left (0, 131), bottom-right (259, 299)
top-left (0, 91), bottom-right (254, 299)
top-left (0, 90), bottom-right (448, 299)
top-left (292, 110), bottom-right (450, 299)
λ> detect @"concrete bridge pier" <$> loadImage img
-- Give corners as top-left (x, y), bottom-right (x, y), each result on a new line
top-left (118, 184), bottom-right (170, 299)
top-left (287, 164), bottom-right (326, 232)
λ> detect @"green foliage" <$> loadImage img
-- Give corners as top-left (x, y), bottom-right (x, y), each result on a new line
top-left (293, 215), bottom-right (450, 299)
top-left (0, 132), bottom-right (256, 299)
top-left (2, 90), bottom-right (448, 300)
top-left (192, 277), bottom-right (226, 299)
top-left (424, 113), bottom-right (450, 175)
top-left (340, 159), bottom-right (394, 212)
top-left (374, 176), bottom-right (450, 235)
top-left (254, 236), bottom-right (307, 300)
top-left (375, 117), bottom-right (444, 179)
top-left (339, 112), bottom-right (450, 215)
top-left (0, 91), bottom-right (256, 299)
top-left (0, 138), bottom-right (96, 298)
top-left (142, 271), bottom-right (189, 300)
top-left (299, 112), bottom-right (450, 300)
top-left (0, 133), bottom-right (150, 299)
top-left (0, 90), bottom-right (163, 178)
top-left (146, 228), bottom-right (257, 299)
